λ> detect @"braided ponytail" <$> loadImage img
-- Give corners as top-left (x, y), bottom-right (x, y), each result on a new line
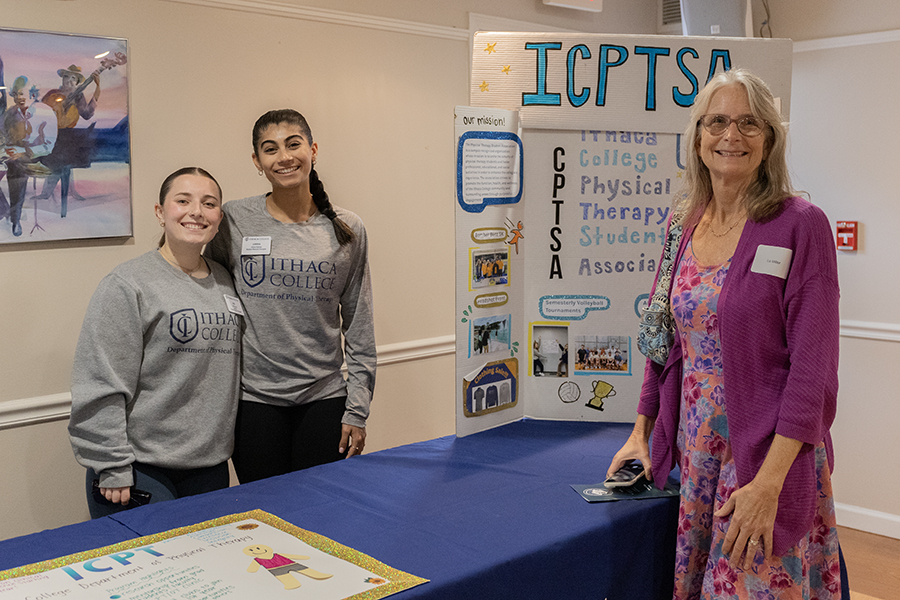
top-left (309, 168), bottom-right (354, 246)
top-left (253, 109), bottom-right (355, 246)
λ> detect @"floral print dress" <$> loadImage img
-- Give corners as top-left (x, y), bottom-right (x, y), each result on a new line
top-left (670, 240), bottom-right (842, 600)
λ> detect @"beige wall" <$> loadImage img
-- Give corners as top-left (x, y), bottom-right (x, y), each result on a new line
top-left (0, 0), bottom-right (472, 401)
top-left (259, 0), bottom-right (658, 33)
top-left (752, 0), bottom-right (900, 41)
top-left (2, 0), bottom-right (897, 542)
top-left (0, 0), bottom-right (656, 540)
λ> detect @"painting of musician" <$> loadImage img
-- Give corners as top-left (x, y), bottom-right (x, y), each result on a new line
top-left (1, 75), bottom-right (47, 237)
top-left (0, 28), bottom-right (130, 244)
top-left (37, 65), bottom-right (102, 214)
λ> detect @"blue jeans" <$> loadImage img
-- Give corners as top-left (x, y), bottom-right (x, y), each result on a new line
top-left (85, 461), bottom-right (229, 519)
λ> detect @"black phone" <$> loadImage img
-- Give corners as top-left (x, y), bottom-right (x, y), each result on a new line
top-left (91, 479), bottom-right (152, 509)
top-left (604, 462), bottom-right (647, 488)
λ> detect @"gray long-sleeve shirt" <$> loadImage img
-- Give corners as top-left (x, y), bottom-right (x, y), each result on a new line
top-left (69, 251), bottom-right (242, 488)
top-left (205, 196), bottom-right (376, 427)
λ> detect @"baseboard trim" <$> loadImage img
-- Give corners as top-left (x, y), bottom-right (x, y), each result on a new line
top-left (0, 336), bottom-right (456, 431)
top-left (840, 320), bottom-right (900, 343)
top-left (835, 502), bottom-right (900, 540)
top-left (161, 0), bottom-right (469, 41)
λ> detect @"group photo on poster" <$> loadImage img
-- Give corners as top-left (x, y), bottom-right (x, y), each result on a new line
top-left (574, 335), bottom-right (630, 374)
top-left (470, 246), bottom-right (510, 289)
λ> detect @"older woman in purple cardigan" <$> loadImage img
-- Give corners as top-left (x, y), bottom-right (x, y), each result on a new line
top-left (607, 69), bottom-right (843, 600)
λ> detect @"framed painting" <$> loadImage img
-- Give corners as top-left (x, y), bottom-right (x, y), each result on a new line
top-left (0, 27), bottom-right (130, 244)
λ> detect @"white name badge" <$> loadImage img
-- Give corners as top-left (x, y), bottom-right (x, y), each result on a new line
top-left (224, 294), bottom-right (245, 316)
top-left (241, 236), bottom-right (271, 255)
top-left (751, 245), bottom-right (793, 279)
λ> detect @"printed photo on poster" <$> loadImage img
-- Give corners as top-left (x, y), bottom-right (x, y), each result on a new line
top-left (0, 27), bottom-right (130, 244)
top-left (462, 358), bottom-right (518, 417)
top-left (531, 324), bottom-right (569, 378)
top-left (574, 335), bottom-right (631, 375)
top-left (470, 313), bottom-right (511, 357)
top-left (470, 246), bottom-right (509, 290)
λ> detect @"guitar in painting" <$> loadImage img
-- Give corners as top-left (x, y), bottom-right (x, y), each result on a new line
top-left (41, 52), bottom-right (127, 129)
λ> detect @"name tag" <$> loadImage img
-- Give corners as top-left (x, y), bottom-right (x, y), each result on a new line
top-left (751, 245), bottom-right (792, 279)
top-left (241, 236), bottom-right (271, 255)
top-left (224, 294), bottom-right (245, 316)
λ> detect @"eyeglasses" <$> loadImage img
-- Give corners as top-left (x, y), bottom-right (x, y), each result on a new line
top-left (698, 114), bottom-right (768, 137)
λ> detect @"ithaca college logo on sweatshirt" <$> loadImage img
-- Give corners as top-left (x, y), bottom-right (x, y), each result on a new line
top-left (240, 256), bottom-right (337, 290)
top-left (241, 255), bottom-right (265, 287)
top-left (169, 309), bottom-right (240, 345)
top-left (170, 309), bottom-right (199, 343)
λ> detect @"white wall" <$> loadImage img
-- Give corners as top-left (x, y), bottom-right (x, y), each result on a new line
top-left (0, 0), bottom-right (657, 541)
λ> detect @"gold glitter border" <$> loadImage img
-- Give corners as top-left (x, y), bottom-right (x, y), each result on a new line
top-left (0, 509), bottom-right (428, 600)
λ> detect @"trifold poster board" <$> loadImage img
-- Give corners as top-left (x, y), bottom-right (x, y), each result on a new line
top-left (455, 33), bottom-right (792, 437)
top-left (0, 511), bottom-right (426, 600)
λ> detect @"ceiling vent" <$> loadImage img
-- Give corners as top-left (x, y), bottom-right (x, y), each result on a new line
top-left (658, 0), bottom-right (682, 34)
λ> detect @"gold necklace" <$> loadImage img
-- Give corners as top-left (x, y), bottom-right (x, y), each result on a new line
top-left (708, 214), bottom-right (746, 237)
top-left (159, 248), bottom-right (205, 276)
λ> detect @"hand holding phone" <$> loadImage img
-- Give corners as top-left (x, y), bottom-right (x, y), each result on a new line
top-left (91, 479), bottom-right (152, 509)
top-left (604, 461), bottom-right (647, 488)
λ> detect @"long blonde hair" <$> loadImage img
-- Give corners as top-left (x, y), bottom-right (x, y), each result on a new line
top-left (677, 68), bottom-right (798, 226)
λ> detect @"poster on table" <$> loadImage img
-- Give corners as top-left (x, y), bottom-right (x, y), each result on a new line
top-left (456, 33), bottom-right (792, 436)
top-left (0, 27), bottom-right (131, 244)
top-left (0, 510), bottom-right (426, 600)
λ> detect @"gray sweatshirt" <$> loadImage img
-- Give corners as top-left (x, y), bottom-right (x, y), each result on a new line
top-left (205, 196), bottom-right (375, 427)
top-left (69, 251), bottom-right (242, 488)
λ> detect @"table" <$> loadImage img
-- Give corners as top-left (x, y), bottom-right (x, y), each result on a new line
top-left (0, 420), bottom-right (679, 598)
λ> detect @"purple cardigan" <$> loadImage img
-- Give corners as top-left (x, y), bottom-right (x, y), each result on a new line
top-left (637, 196), bottom-right (840, 556)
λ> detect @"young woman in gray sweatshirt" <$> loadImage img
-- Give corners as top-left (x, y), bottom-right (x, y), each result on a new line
top-left (69, 168), bottom-right (242, 517)
top-left (205, 110), bottom-right (375, 483)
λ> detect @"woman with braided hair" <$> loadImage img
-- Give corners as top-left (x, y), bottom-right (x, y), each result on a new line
top-left (206, 109), bottom-right (376, 483)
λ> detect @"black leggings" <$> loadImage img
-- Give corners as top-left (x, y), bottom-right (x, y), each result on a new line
top-left (232, 397), bottom-right (347, 484)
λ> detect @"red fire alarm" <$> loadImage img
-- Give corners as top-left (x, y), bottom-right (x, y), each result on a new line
top-left (836, 221), bottom-right (858, 251)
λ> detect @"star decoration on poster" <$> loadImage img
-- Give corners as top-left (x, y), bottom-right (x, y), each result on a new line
top-left (484, 42), bottom-right (497, 54)
top-left (480, 80), bottom-right (489, 92)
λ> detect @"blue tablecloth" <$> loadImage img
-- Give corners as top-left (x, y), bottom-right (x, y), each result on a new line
top-left (0, 419), bottom-right (679, 598)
